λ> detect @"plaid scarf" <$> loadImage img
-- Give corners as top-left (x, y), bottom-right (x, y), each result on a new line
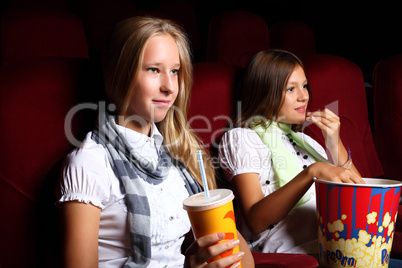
top-left (92, 112), bottom-right (202, 267)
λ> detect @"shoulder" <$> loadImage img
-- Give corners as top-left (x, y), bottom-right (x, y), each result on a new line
top-left (58, 132), bottom-right (112, 208)
top-left (220, 127), bottom-right (266, 149)
top-left (219, 128), bottom-right (271, 180)
top-left (66, 132), bottom-right (108, 165)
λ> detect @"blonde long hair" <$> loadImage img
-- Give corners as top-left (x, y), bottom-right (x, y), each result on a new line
top-left (103, 16), bottom-right (216, 189)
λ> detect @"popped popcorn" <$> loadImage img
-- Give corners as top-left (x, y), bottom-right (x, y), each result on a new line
top-left (314, 178), bottom-right (402, 268)
top-left (318, 210), bottom-right (396, 267)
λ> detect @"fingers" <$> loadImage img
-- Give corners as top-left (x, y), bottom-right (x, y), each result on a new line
top-left (307, 108), bottom-right (339, 121)
top-left (347, 170), bottom-right (365, 184)
top-left (316, 163), bottom-right (364, 185)
top-left (308, 109), bottom-right (339, 123)
top-left (337, 169), bottom-right (364, 184)
top-left (307, 109), bottom-right (341, 145)
top-left (185, 233), bottom-right (244, 268)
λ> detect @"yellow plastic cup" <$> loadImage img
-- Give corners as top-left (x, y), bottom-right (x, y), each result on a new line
top-left (183, 189), bottom-right (241, 267)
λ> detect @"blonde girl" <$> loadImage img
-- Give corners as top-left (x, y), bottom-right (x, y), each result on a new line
top-left (57, 16), bottom-right (253, 268)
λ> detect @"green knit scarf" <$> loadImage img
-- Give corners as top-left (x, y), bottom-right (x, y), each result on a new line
top-left (251, 119), bottom-right (329, 207)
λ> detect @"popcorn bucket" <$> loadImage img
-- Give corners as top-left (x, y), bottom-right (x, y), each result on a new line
top-left (314, 178), bottom-right (402, 268)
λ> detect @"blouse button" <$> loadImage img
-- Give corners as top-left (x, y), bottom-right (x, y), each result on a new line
top-left (303, 165), bottom-right (307, 169)
top-left (265, 180), bottom-right (270, 185)
top-left (303, 155), bottom-right (308, 159)
top-left (169, 216), bottom-right (175, 221)
top-left (281, 136), bottom-right (286, 140)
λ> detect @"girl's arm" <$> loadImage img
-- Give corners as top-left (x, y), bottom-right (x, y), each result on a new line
top-left (231, 162), bottom-right (363, 235)
top-left (238, 231), bottom-right (255, 267)
top-left (307, 109), bottom-right (361, 176)
top-left (59, 201), bottom-right (101, 268)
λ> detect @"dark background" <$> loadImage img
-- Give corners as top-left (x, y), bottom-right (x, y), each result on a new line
top-left (1, 1), bottom-right (401, 85)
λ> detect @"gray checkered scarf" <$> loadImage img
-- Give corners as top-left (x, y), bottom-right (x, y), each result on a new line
top-left (92, 112), bottom-right (202, 267)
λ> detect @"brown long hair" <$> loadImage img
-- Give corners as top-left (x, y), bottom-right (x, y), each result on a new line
top-left (238, 49), bottom-right (311, 131)
top-left (103, 16), bottom-right (217, 189)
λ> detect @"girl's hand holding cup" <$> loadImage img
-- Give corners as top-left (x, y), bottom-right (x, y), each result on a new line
top-left (184, 232), bottom-right (243, 268)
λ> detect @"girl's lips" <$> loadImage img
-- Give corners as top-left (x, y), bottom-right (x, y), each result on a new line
top-left (153, 100), bottom-right (170, 107)
top-left (295, 106), bottom-right (306, 113)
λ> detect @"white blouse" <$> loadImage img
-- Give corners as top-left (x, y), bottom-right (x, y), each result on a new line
top-left (218, 127), bottom-right (328, 254)
top-left (57, 124), bottom-right (191, 268)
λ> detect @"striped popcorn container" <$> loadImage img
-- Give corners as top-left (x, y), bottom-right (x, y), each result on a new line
top-left (314, 178), bottom-right (402, 268)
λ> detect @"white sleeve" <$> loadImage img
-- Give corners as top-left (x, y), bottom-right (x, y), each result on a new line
top-left (218, 128), bottom-right (272, 181)
top-left (57, 135), bottom-right (112, 209)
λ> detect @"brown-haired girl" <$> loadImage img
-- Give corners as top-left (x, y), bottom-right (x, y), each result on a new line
top-left (218, 50), bottom-right (363, 254)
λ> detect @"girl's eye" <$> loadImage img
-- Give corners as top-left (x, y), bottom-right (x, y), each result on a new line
top-left (148, 68), bottom-right (158, 73)
top-left (303, 84), bottom-right (308, 88)
top-left (286, 87), bottom-right (294, 92)
top-left (171, 69), bottom-right (179, 75)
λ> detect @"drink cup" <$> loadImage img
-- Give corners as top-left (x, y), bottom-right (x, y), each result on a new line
top-left (183, 188), bottom-right (241, 267)
top-left (314, 178), bottom-right (402, 268)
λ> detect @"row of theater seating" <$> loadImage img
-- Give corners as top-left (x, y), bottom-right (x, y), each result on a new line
top-left (0, 1), bottom-right (316, 66)
top-left (0, 2), bottom-right (401, 268)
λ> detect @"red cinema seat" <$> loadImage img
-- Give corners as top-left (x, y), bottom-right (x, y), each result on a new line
top-left (373, 54), bottom-right (402, 182)
top-left (0, 57), bottom-right (105, 267)
top-left (206, 11), bottom-right (269, 68)
top-left (269, 21), bottom-right (316, 61)
top-left (302, 54), bottom-right (383, 178)
top-left (251, 251), bottom-right (319, 268)
top-left (188, 62), bottom-right (239, 149)
top-left (0, 9), bottom-right (89, 65)
top-left (78, 0), bottom-right (137, 59)
top-left (372, 54), bottom-right (402, 258)
top-left (153, 0), bottom-right (203, 61)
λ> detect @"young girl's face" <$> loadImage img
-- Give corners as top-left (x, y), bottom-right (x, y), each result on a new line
top-left (277, 64), bottom-right (309, 124)
top-left (124, 34), bottom-right (180, 133)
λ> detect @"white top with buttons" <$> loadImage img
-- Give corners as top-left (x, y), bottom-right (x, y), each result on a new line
top-left (57, 123), bottom-right (191, 268)
top-left (219, 127), bottom-right (327, 255)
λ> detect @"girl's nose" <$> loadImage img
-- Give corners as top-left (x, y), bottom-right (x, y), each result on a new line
top-left (298, 87), bottom-right (309, 102)
top-left (161, 73), bottom-right (176, 94)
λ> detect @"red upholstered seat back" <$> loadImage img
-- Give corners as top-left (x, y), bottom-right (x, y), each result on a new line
top-left (79, 0), bottom-right (137, 57)
top-left (188, 62), bottom-right (240, 149)
top-left (269, 21), bottom-right (316, 61)
top-left (303, 54), bottom-right (383, 178)
top-left (0, 57), bottom-right (104, 267)
top-left (0, 9), bottom-right (89, 65)
top-left (206, 11), bottom-right (269, 68)
top-left (153, 0), bottom-right (202, 56)
top-left (373, 54), bottom-right (402, 181)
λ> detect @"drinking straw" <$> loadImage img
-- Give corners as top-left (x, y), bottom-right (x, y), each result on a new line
top-left (197, 150), bottom-right (210, 198)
